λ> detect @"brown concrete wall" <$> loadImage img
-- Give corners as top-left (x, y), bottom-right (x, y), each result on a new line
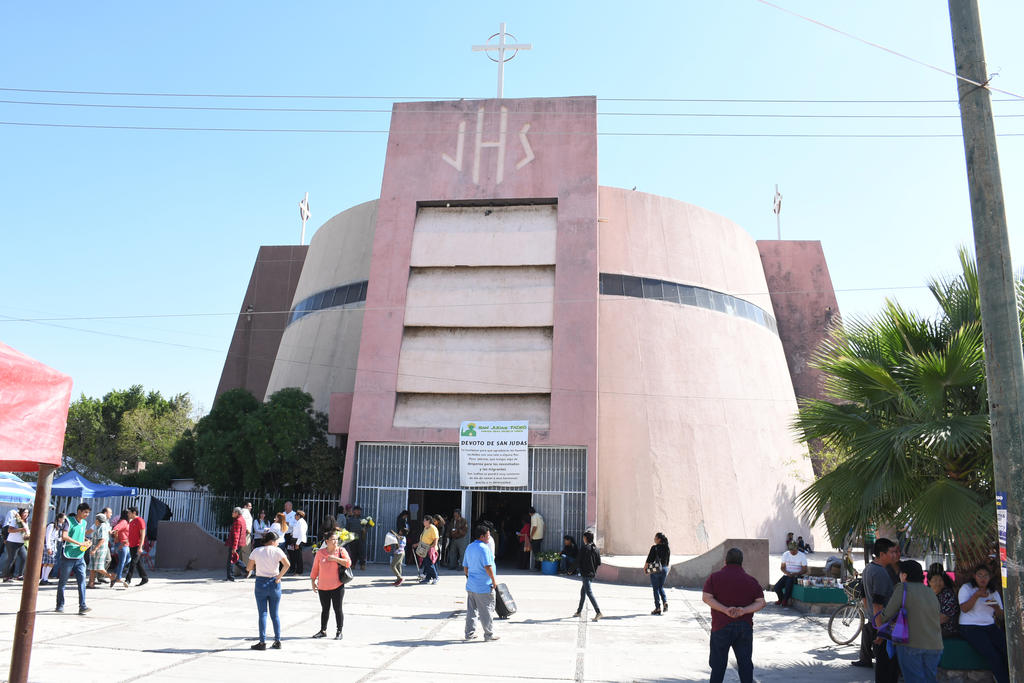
top-left (216, 245), bottom-right (308, 402)
top-left (157, 521), bottom-right (314, 571)
top-left (156, 521), bottom-right (229, 570)
top-left (596, 539), bottom-right (770, 589)
top-left (756, 241), bottom-right (840, 404)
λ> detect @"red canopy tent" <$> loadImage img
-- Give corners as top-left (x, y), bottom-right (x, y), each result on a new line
top-left (0, 342), bottom-right (72, 471)
top-left (0, 341), bottom-right (72, 683)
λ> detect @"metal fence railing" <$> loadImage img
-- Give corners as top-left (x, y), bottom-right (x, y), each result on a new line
top-left (47, 489), bottom-right (340, 543)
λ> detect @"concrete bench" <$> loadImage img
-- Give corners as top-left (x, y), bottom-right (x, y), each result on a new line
top-left (787, 583), bottom-right (846, 615)
top-left (938, 637), bottom-right (993, 683)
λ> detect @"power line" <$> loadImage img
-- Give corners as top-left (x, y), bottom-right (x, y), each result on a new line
top-left (4, 120), bottom-right (1020, 138)
top-left (752, 0), bottom-right (1024, 100)
top-left (5, 98), bottom-right (1024, 120)
top-left (2, 86), bottom-right (1023, 104)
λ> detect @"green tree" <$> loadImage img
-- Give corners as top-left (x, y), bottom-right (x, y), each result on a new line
top-left (63, 385), bottom-right (194, 479)
top-left (794, 248), bottom-right (997, 568)
top-left (188, 387), bottom-right (342, 494)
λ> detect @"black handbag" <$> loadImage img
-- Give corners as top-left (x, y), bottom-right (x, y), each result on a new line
top-left (337, 551), bottom-right (354, 585)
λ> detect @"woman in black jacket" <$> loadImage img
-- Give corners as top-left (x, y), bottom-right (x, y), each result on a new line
top-left (573, 531), bottom-right (603, 621)
top-left (645, 532), bottom-right (671, 615)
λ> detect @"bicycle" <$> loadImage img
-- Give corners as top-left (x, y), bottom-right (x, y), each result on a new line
top-left (827, 576), bottom-right (866, 645)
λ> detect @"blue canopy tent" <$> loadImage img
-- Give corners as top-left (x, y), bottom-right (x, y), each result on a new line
top-left (0, 473), bottom-right (37, 503)
top-left (36, 471), bottom-right (137, 498)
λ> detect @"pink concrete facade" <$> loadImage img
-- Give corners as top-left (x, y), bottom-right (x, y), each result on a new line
top-left (221, 96), bottom-right (839, 559)
top-left (597, 188), bottom-right (820, 555)
top-left (756, 241), bottom-right (840, 404)
top-left (341, 97), bottom-right (599, 522)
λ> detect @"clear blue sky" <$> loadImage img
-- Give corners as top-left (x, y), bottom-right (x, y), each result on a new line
top-left (1, 1), bottom-right (1022, 413)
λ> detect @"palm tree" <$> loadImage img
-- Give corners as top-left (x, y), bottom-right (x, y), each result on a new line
top-left (794, 248), bottom-right (1003, 569)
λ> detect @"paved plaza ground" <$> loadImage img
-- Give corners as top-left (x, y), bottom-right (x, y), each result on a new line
top-left (0, 564), bottom-right (874, 683)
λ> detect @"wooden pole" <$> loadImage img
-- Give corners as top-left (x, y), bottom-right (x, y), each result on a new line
top-left (948, 1), bottom-right (1024, 677)
top-left (9, 464), bottom-right (56, 683)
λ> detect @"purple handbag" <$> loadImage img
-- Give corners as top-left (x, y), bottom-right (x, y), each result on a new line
top-left (876, 584), bottom-right (910, 644)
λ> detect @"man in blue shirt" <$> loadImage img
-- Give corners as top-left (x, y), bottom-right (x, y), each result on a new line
top-left (462, 524), bottom-right (499, 641)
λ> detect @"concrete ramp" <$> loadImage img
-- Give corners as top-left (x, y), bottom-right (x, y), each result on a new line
top-left (157, 521), bottom-right (230, 570)
top-left (596, 538), bottom-right (768, 589)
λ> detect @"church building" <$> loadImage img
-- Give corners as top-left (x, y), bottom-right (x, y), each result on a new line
top-left (217, 95), bottom-right (839, 560)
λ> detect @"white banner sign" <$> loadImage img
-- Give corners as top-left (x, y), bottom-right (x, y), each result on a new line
top-left (459, 420), bottom-right (529, 487)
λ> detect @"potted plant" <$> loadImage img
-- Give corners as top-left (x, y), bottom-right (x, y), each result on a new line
top-left (538, 550), bottom-right (561, 575)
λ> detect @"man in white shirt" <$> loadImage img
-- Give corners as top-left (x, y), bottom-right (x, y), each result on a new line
top-left (283, 501), bottom-right (297, 529)
top-left (287, 511), bottom-right (309, 575)
top-left (241, 502), bottom-right (254, 541)
top-left (772, 542), bottom-right (807, 607)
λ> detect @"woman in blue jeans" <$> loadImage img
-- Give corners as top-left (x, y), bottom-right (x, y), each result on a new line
top-left (109, 510), bottom-right (131, 588)
top-left (645, 532), bottom-right (671, 615)
top-left (958, 565), bottom-right (1010, 683)
top-left (246, 531), bottom-right (291, 650)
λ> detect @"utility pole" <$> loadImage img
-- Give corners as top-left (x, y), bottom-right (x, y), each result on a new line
top-left (948, 1), bottom-right (1024, 677)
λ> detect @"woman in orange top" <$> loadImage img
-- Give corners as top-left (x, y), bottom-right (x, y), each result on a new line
top-left (110, 510), bottom-right (131, 588)
top-left (310, 532), bottom-right (351, 640)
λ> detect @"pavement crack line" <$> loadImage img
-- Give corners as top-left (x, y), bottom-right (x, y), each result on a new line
top-left (575, 607), bottom-right (588, 683)
top-left (355, 609), bottom-right (463, 683)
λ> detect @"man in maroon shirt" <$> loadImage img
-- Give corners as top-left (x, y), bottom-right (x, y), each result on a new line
top-left (226, 507), bottom-right (247, 581)
top-left (702, 547), bottom-right (766, 683)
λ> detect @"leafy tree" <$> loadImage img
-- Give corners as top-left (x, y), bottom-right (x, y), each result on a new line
top-left (63, 385), bottom-right (194, 480)
top-left (186, 387), bottom-right (342, 494)
top-left (794, 248), bottom-right (997, 568)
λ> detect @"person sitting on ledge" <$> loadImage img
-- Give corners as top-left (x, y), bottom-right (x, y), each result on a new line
top-left (796, 536), bottom-right (813, 554)
top-left (772, 541), bottom-right (807, 607)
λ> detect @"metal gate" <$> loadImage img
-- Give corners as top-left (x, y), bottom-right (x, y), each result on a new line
top-left (355, 443), bottom-right (587, 563)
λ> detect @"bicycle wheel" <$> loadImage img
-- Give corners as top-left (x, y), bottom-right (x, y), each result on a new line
top-left (828, 604), bottom-right (864, 645)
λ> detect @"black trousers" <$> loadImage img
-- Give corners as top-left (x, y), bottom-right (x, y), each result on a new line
top-left (318, 586), bottom-right (344, 632)
top-left (872, 639), bottom-right (900, 683)
top-left (125, 546), bottom-right (148, 582)
top-left (348, 539), bottom-right (364, 567)
top-left (858, 619), bottom-right (875, 663)
top-left (288, 546), bottom-right (304, 574)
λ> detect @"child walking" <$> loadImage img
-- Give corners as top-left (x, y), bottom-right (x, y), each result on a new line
top-left (384, 528), bottom-right (407, 586)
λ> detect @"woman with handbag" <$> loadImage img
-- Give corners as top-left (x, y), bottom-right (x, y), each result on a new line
top-left (645, 532), bottom-right (671, 615)
top-left (878, 560), bottom-right (943, 683)
top-left (310, 532), bottom-right (352, 640)
top-left (418, 515), bottom-right (440, 585)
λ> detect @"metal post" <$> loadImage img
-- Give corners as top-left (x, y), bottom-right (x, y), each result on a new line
top-left (9, 464), bottom-right (56, 683)
top-left (496, 22), bottom-right (506, 99)
top-left (948, 1), bottom-right (1024, 676)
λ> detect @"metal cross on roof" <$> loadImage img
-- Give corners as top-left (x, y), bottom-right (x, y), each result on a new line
top-left (472, 23), bottom-right (532, 99)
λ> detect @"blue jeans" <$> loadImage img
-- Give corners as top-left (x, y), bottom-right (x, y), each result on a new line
top-left (959, 624), bottom-right (1010, 683)
top-left (773, 575), bottom-right (796, 602)
top-left (577, 576), bottom-right (600, 613)
top-left (114, 544), bottom-right (130, 580)
top-left (253, 577), bottom-right (282, 642)
top-left (421, 553), bottom-right (438, 581)
top-left (650, 568), bottom-right (668, 607)
top-left (56, 556), bottom-right (87, 610)
top-left (709, 621), bottom-right (753, 683)
top-left (895, 645), bottom-right (942, 683)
